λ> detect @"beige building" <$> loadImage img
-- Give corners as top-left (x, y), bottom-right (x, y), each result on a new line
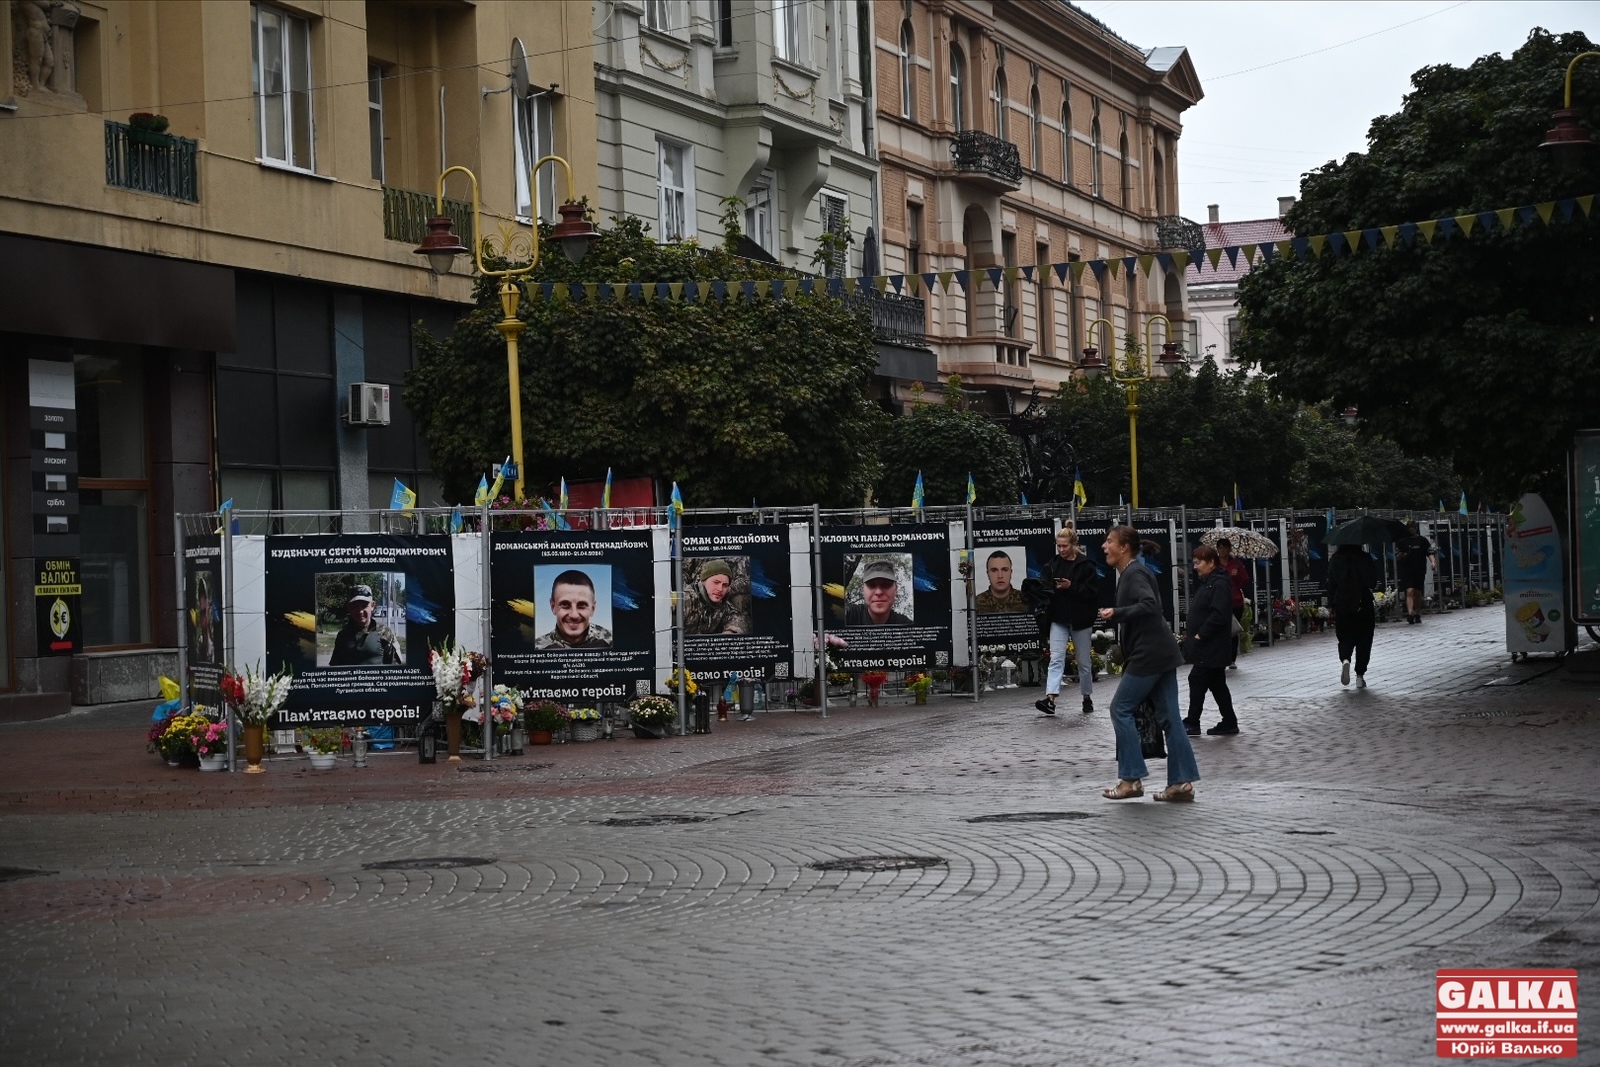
top-left (872, 0), bottom-right (1202, 408)
top-left (0, 0), bottom-right (596, 711)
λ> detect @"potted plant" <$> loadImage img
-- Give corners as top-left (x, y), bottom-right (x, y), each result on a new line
top-left (303, 727), bottom-right (343, 769)
top-left (906, 673), bottom-right (933, 705)
top-left (191, 720), bottom-right (230, 771)
top-left (156, 712), bottom-right (209, 767)
top-left (566, 706), bottom-right (602, 742)
top-left (221, 663), bottom-right (293, 773)
top-left (628, 695), bottom-right (677, 738)
top-left (127, 112), bottom-right (173, 145)
top-left (797, 677), bottom-right (818, 706)
top-left (524, 700), bottom-right (568, 745)
top-left (429, 639), bottom-right (487, 762)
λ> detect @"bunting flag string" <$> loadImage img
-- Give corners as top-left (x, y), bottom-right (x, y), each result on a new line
top-left (505, 194), bottom-right (1594, 306)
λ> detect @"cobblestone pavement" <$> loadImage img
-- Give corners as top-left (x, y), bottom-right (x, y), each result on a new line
top-left (2, 609), bottom-right (1598, 1066)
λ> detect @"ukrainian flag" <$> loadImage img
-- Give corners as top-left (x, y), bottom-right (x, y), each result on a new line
top-left (390, 479), bottom-right (416, 511)
top-left (912, 471), bottom-right (925, 511)
top-left (474, 475), bottom-right (490, 507)
top-left (669, 481), bottom-right (684, 528)
top-left (966, 473), bottom-right (977, 505)
top-left (1073, 468), bottom-right (1088, 509)
top-left (559, 477), bottom-right (569, 512)
top-left (602, 467), bottom-right (613, 509)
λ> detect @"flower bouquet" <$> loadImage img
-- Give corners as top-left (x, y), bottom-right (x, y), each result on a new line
top-left (429, 639), bottom-right (488, 759)
top-left (861, 670), bottom-right (888, 706)
top-left (905, 673), bottom-right (933, 705)
top-left (664, 668), bottom-right (698, 695)
top-left (222, 663), bottom-right (293, 772)
top-left (628, 695), bottom-right (677, 737)
top-left (156, 713), bottom-right (211, 766)
top-left (524, 700), bottom-right (568, 742)
top-left (487, 684), bottom-right (521, 745)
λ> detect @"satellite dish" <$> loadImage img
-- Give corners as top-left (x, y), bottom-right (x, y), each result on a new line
top-left (510, 39), bottom-right (530, 100)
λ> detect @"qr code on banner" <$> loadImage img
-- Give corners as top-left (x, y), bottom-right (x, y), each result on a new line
top-left (774, 663), bottom-right (790, 680)
top-left (635, 679), bottom-right (653, 696)
top-left (935, 651), bottom-right (950, 666)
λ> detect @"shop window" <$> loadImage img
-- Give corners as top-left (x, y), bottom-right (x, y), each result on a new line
top-left (76, 350), bottom-right (151, 647)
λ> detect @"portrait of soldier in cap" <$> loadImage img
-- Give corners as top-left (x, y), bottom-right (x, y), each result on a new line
top-left (327, 583), bottom-right (404, 666)
top-left (844, 556), bottom-right (914, 625)
top-left (684, 558), bottom-right (752, 636)
top-left (976, 549), bottom-right (1029, 614)
top-left (535, 569), bottom-right (613, 649)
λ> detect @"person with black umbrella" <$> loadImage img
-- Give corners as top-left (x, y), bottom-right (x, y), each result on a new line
top-left (1328, 543), bottom-right (1379, 688)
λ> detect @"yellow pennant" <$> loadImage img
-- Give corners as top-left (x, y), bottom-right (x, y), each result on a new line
top-left (582, 282), bottom-right (599, 302)
top-left (1578, 194), bottom-right (1595, 217)
top-left (1172, 250), bottom-right (1190, 271)
top-left (875, 275), bottom-right (890, 293)
top-left (552, 284), bottom-right (569, 304)
top-left (1070, 260), bottom-right (1087, 282)
top-left (1536, 201), bottom-right (1557, 224)
top-left (1453, 214), bottom-right (1476, 236)
top-left (1275, 240), bottom-right (1293, 259)
top-left (668, 281), bottom-right (684, 301)
top-left (1206, 247), bottom-right (1224, 270)
top-left (1379, 225), bottom-right (1398, 247)
top-left (906, 274), bottom-right (921, 297)
top-left (640, 283), bottom-right (656, 302)
top-left (1138, 254), bottom-right (1155, 275)
top-left (1308, 234), bottom-right (1327, 257)
top-left (1341, 231), bottom-right (1362, 254)
top-left (1496, 207), bottom-right (1516, 231)
top-left (753, 279), bottom-right (770, 298)
top-left (1417, 219), bottom-right (1438, 243)
top-left (938, 271), bottom-right (953, 292)
top-left (1107, 259), bottom-right (1120, 279)
top-left (1003, 265), bottom-right (1019, 284)
top-left (1240, 244), bottom-right (1257, 265)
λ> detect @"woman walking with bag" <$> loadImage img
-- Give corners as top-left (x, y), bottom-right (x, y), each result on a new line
top-left (1182, 545), bottom-right (1238, 736)
top-left (1097, 525), bottom-right (1201, 802)
top-left (1035, 527), bottom-right (1100, 716)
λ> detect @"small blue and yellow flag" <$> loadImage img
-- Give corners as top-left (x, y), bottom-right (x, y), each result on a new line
top-left (669, 481), bottom-right (684, 529)
top-left (912, 471), bottom-right (925, 511)
top-left (474, 475), bottom-right (490, 507)
top-left (1020, 491), bottom-right (1029, 506)
top-left (1439, 499), bottom-right (1446, 513)
top-left (559, 477), bottom-right (569, 512)
top-left (1458, 491), bottom-right (1469, 516)
top-left (602, 467), bottom-right (613, 509)
top-left (966, 473), bottom-right (977, 505)
top-left (488, 456), bottom-right (510, 503)
top-left (1073, 468), bottom-right (1088, 509)
top-left (390, 478), bottom-right (416, 511)
top-left (449, 507), bottom-right (463, 534)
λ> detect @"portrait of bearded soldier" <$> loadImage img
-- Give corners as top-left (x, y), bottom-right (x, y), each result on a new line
top-left (328, 584), bottom-right (403, 666)
top-left (684, 559), bottom-right (751, 635)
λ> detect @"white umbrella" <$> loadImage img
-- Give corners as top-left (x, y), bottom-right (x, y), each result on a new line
top-left (1199, 526), bottom-right (1278, 558)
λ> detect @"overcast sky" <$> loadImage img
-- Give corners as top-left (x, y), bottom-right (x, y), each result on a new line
top-left (1075, 1), bottom-right (1600, 222)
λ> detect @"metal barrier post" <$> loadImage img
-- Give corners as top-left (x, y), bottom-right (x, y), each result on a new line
top-left (812, 504), bottom-right (827, 719)
top-left (481, 500), bottom-right (493, 761)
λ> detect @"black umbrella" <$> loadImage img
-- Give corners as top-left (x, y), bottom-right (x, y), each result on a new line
top-left (861, 225), bottom-right (880, 278)
top-left (1324, 515), bottom-right (1411, 545)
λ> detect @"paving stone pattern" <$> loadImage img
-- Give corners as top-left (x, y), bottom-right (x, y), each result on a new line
top-left (2, 609), bottom-right (1598, 1066)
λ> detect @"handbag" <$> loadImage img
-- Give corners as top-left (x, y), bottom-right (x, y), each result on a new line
top-left (1229, 613), bottom-right (1244, 637)
top-left (1133, 697), bottom-right (1167, 760)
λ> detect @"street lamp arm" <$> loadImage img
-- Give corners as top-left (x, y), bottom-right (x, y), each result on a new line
top-left (1563, 51), bottom-right (1600, 109)
top-left (532, 153), bottom-right (581, 205)
top-left (433, 165), bottom-right (500, 279)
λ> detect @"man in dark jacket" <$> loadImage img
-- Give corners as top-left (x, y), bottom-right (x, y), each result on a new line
top-left (1097, 525), bottom-right (1200, 802)
top-left (1181, 544), bottom-right (1237, 735)
top-left (1034, 527), bottom-right (1099, 715)
top-left (1328, 543), bottom-right (1379, 687)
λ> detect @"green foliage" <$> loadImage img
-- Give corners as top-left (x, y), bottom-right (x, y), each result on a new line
top-left (1235, 29), bottom-right (1600, 503)
top-left (406, 215), bottom-right (884, 507)
top-left (875, 380), bottom-right (1021, 505)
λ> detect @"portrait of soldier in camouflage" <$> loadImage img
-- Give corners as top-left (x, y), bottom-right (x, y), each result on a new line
top-left (976, 550), bottom-right (1028, 614)
top-left (683, 558), bottom-right (752, 636)
top-left (535, 569), bottom-right (613, 649)
top-left (327, 583), bottom-right (403, 666)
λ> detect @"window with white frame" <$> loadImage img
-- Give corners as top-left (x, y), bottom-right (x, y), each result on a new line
top-left (1091, 112), bottom-right (1103, 197)
top-left (992, 69), bottom-right (1007, 141)
top-left (252, 3), bottom-right (315, 170)
top-left (644, 0), bottom-right (679, 32)
top-left (367, 63), bottom-right (385, 181)
top-left (899, 21), bottom-right (915, 120)
top-left (949, 45), bottom-right (965, 132)
top-left (658, 140), bottom-right (694, 242)
top-left (773, 0), bottom-right (809, 65)
top-left (745, 181), bottom-right (774, 255)
top-left (514, 86), bottom-right (556, 223)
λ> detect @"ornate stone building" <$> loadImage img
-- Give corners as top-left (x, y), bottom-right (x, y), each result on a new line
top-left (872, 0), bottom-right (1202, 409)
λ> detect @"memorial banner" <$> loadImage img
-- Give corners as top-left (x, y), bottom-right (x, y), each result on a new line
top-left (818, 524), bottom-right (952, 671)
top-left (491, 530), bottom-right (657, 702)
top-left (183, 537), bottom-right (225, 714)
top-left (1287, 514), bottom-right (1330, 606)
top-left (264, 535), bottom-right (455, 725)
top-left (680, 526), bottom-right (793, 681)
top-left (971, 520), bottom-right (1056, 657)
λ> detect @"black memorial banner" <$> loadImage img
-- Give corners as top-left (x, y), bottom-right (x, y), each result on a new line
top-left (1067, 519), bottom-right (1119, 613)
top-left (264, 535), bottom-right (455, 726)
top-left (183, 537), bottom-right (225, 714)
top-left (972, 520), bottom-right (1056, 658)
top-left (1287, 515), bottom-right (1331, 606)
top-left (680, 526), bottom-right (794, 682)
top-left (491, 530), bottom-right (656, 702)
top-left (818, 524), bottom-right (952, 671)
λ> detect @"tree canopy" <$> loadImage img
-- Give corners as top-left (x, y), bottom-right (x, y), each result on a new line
top-left (1235, 29), bottom-right (1600, 503)
top-left (874, 381), bottom-right (1022, 506)
top-left (406, 214), bottom-right (884, 508)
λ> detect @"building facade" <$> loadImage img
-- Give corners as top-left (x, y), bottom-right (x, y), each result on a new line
top-left (0, 0), bottom-right (597, 712)
top-left (872, 0), bottom-right (1202, 409)
top-left (1187, 200), bottom-right (1291, 371)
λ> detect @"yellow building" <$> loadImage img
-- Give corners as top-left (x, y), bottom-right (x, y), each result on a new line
top-left (0, 0), bottom-right (596, 711)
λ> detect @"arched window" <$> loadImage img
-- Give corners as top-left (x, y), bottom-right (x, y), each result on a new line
top-left (1029, 86), bottom-right (1041, 169)
top-left (1119, 131), bottom-right (1132, 207)
top-left (1153, 148), bottom-right (1165, 215)
top-left (1090, 115), bottom-right (1102, 197)
top-left (992, 69), bottom-right (1008, 141)
top-left (949, 46), bottom-right (966, 132)
top-left (1062, 95), bottom-right (1073, 185)
top-left (899, 21), bottom-right (914, 120)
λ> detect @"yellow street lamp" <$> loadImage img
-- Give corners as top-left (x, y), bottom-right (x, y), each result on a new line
top-left (1081, 316), bottom-right (1159, 508)
top-left (413, 156), bottom-right (600, 502)
top-left (1540, 51), bottom-right (1600, 171)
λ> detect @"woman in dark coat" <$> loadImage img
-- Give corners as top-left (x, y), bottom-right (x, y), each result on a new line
top-left (1182, 544), bottom-right (1238, 735)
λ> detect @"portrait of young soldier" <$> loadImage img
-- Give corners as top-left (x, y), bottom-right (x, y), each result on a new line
top-left (684, 559), bottom-right (752, 635)
top-left (975, 550), bottom-right (1029, 614)
top-left (536, 569), bottom-right (613, 649)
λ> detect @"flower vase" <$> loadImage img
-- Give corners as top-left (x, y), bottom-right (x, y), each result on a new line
top-left (243, 723), bottom-right (266, 773)
top-left (446, 709), bottom-right (463, 762)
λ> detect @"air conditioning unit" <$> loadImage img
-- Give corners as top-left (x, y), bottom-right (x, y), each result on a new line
top-left (347, 383), bottom-right (391, 426)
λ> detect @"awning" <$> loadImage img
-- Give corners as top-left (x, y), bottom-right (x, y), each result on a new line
top-left (874, 343), bottom-right (939, 384)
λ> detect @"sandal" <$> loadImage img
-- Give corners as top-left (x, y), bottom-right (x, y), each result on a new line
top-left (1101, 779), bottom-right (1143, 800)
top-left (1152, 782), bottom-right (1195, 803)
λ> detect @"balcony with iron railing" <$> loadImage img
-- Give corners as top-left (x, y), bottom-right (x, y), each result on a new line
top-left (383, 185), bottom-right (474, 246)
top-left (845, 288), bottom-right (928, 348)
top-left (104, 121), bottom-right (199, 203)
top-left (949, 130), bottom-right (1023, 191)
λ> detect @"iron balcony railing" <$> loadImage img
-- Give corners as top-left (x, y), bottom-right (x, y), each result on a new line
top-left (382, 185), bottom-right (474, 246)
top-left (950, 129), bottom-right (1022, 188)
top-left (845, 288), bottom-right (927, 348)
top-left (1155, 215), bottom-right (1207, 257)
top-left (104, 121), bottom-right (199, 203)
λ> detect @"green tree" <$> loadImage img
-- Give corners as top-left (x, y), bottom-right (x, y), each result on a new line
top-left (406, 214), bottom-right (884, 507)
top-left (1236, 29), bottom-right (1600, 504)
top-left (875, 380), bottom-right (1021, 506)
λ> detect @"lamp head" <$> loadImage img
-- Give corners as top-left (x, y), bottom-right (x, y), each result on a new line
top-left (550, 200), bottom-right (600, 264)
top-left (1079, 344), bottom-right (1106, 380)
top-left (1340, 406), bottom-right (1359, 428)
top-left (414, 215), bottom-right (469, 275)
top-left (1540, 108), bottom-right (1598, 174)
top-left (1156, 341), bottom-right (1184, 365)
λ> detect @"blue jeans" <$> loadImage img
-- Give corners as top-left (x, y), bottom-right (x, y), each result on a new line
top-left (1109, 669), bottom-right (1201, 786)
top-left (1046, 622), bottom-right (1093, 699)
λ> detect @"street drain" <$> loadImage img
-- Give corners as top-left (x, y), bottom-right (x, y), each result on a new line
top-left (0, 866), bottom-right (54, 882)
top-left (604, 815), bottom-right (710, 827)
top-left (1284, 830), bottom-right (1334, 836)
top-left (810, 855), bottom-right (946, 872)
top-left (456, 763), bottom-right (554, 773)
top-left (966, 812), bottom-right (1097, 823)
top-left (362, 857), bottom-right (497, 870)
